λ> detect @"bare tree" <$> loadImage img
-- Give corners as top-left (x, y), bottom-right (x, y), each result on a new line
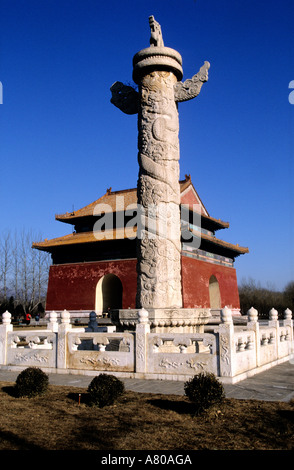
top-left (0, 229), bottom-right (51, 315)
top-left (11, 231), bottom-right (20, 304)
top-left (0, 231), bottom-right (11, 300)
top-left (284, 281), bottom-right (294, 311)
top-left (239, 277), bottom-right (293, 318)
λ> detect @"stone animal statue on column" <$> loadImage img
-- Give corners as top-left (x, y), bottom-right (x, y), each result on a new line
top-left (149, 15), bottom-right (164, 47)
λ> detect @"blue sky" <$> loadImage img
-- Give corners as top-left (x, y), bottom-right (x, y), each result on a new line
top-left (1, 0), bottom-right (293, 291)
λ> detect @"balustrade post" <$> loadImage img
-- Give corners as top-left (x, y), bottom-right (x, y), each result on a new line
top-left (47, 311), bottom-right (59, 332)
top-left (0, 311), bottom-right (13, 365)
top-left (135, 309), bottom-right (150, 375)
top-left (218, 307), bottom-right (235, 377)
top-left (57, 310), bottom-right (72, 369)
top-left (268, 308), bottom-right (279, 358)
top-left (247, 307), bottom-right (260, 367)
top-left (269, 308), bottom-right (279, 326)
top-left (283, 309), bottom-right (293, 361)
top-left (283, 308), bottom-right (293, 331)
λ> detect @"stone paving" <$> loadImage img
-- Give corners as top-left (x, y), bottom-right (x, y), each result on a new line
top-left (0, 361), bottom-right (293, 402)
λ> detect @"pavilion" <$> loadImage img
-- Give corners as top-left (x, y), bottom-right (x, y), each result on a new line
top-left (33, 174), bottom-right (248, 319)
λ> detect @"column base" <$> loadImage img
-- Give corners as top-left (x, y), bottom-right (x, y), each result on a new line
top-left (113, 308), bottom-right (211, 333)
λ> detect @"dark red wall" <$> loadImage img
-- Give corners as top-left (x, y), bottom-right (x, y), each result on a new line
top-left (46, 259), bottom-right (137, 311)
top-left (46, 256), bottom-right (240, 311)
top-left (181, 256), bottom-right (240, 309)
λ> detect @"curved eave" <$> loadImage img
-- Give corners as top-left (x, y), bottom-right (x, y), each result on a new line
top-left (32, 227), bottom-right (137, 252)
top-left (55, 188), bottom-right (138, 224)
top-left (198, 212), bottom-right (229, 231)
top-left (187, 229), bottom-right (249, 257)
top-left (33, 226), bottom-right (248, 262)
top-left (55, 214), bottom-right (99, 225)
top-left (56, 210), bottom-right (230, 233)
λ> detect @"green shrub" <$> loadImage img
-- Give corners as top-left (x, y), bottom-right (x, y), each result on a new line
top-left (87, 373), bottom-right (125, 408)
top-left (15, 367), bottom-right (49, 398)
top-left (184, 372), bottom-right (225, 415)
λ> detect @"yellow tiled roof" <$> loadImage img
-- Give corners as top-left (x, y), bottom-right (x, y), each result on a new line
top-left (32, 226), bottom-right (137, 250)
top-left (55, 176), bottom-right (228, 228)
top-left (33, 175), bottom-right (243, 253)
top-left (55, 187), bottom-right (138, 221)
top-left (188, 229), bottom-right (249, 255)
top-left (33, 225), bottom-right (248, 255)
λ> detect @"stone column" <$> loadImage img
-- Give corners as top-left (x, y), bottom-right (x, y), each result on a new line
top-left (0, 311), bottom-right (13, 365)
top-left (218, 307), bottom-right (235, 377)
top-left (133, 47), bottom-right (183, 309)
top-left (269, 307), bottom-right (279, 327)
top-left (247, 307), bottom-right (260, 367)
top-left (283, 308), bottom-right (293, 335)
top-left (135, 308), bottom-right (150, 375)
top-left (110, 16), bottom-right (210, 327)
top-left (284, 309), bottom-right (294, 364)
top-left (268, 308), bottom-right (279, 358)
top-left (47, 311), bottom-right (59, 333)
top-left (57, 309), bottom-right (72, 369)
top-left (283, 308), bottom-right (293, 361)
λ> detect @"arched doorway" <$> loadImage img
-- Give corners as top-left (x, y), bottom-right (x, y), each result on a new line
top-left (95, 274), bottom-right (123, 314)
top-left (209, 275), bottom-right (221, 309)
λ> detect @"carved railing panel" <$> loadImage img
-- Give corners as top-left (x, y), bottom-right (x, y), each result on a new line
top-left (147, 332), bottom-right (217, 376)
top-left (67, 332), bottom-right (135, 372)
top-left (6, 331), bottom-right (56, 367)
